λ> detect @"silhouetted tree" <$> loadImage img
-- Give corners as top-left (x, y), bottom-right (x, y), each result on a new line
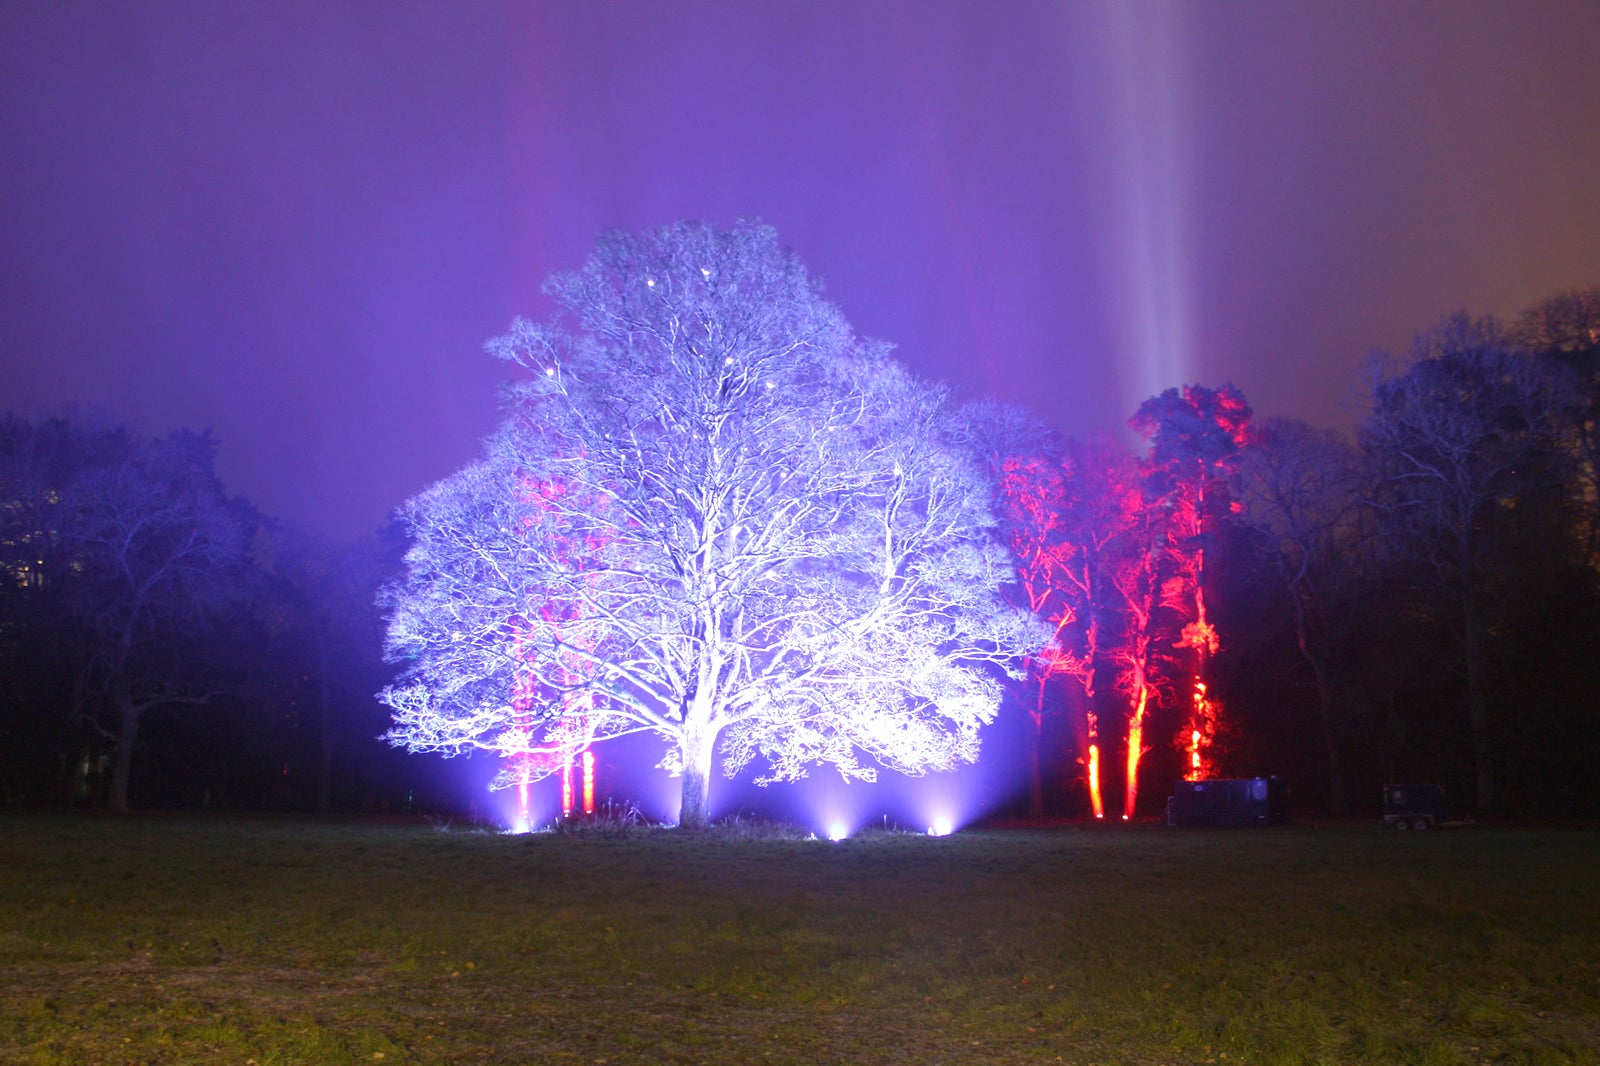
top-left (0, 416), bottom-right (130, 802)
top-left (1514, 287), bottom-right (1600, 567)
top-left (1361, 315), bottom-right (1574, 810)
top-left (1, 418), bottom-right (262, 809)
top-left (1235, 417), bottom-right (1365, 812)
top-left (62, 430), bottom-right (262, 809)
top-left (266, 533), bottom-right (390, 812)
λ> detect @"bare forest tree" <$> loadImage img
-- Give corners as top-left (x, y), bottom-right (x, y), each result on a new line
top-left (1514, 287), bottom-right (1600, 567)
top-left (1236, 417), bottom-right (1365, 813)
top-left (65, 432), bottom-right (260, 810)
top-left (1, 419), bottom-right (261, 810)
top-left (380, 222), bottom-right (1040, 828)
top-left (1361, 315), bottom-right (1575, 811)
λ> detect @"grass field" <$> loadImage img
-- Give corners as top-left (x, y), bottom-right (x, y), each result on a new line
top-left (1, 815), bottom-right (1597, 1065)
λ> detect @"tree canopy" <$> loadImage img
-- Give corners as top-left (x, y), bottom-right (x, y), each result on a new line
top-left (380, 221), bottom-right (1040, 827)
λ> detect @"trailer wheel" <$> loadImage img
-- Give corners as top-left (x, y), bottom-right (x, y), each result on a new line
top-left (1412, 818), bottom-right (1429, 831)
top-left (1395, 819), bottom-right (1410, 831)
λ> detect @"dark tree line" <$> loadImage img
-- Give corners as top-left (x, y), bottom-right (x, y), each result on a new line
top-left (0, 416), bottom-right (416, 812)
top-left (4, 285), bottom-right (1597, 820)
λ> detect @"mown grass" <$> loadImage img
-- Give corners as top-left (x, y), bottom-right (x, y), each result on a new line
top-left (1, 815), bottom-right (1596, 1065)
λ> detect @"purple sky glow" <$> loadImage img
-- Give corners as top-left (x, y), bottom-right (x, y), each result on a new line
top-left (5, 1), bottom-right (1599, 538)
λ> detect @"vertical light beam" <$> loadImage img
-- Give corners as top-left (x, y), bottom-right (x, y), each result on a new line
top-left (1098, 4), bottom-right (1195, 415)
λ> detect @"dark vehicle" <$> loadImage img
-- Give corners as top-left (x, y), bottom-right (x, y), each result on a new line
top-left (1382, 783), bottom-right (1446, 830)
top-left (1166, 777), bottom-right (1290, 827)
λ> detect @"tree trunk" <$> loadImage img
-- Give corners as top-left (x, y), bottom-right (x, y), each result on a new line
top-left (1025, 676), bottom-right (1045, 819)
top-left (109, 693), bottom-right (140, 812)
top-left (677, 716), bottom-right (718, 829)
top-left (1289, 584), bottom-right (1346, 814)
top-left (1123, 678), bottom-right (1148, 820)
top-left (316, 634), bottom-right (333, 814)
top-left (1463, 594), bottom-right (1495, 811)
top-left (1313, 662), bottom-right (1346, 815)
top-left (1460, 533), bottom-right (1495, 811)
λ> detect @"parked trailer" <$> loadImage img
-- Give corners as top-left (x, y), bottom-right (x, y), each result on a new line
top-left (1382, 783), bottom-right (1446, 830)
top-left (1166, 777), bottom-right (1291, 827)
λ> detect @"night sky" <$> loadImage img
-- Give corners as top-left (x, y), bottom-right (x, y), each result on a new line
top-left (5, 1), bottom-right (1599, 539)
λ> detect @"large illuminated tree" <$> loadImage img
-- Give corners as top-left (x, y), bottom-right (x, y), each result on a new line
top-left (381, 222), bottom-right (1037, 828)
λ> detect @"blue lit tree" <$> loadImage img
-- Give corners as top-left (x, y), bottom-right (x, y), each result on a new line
top-left (380, 222), bottom-right (1039, 828)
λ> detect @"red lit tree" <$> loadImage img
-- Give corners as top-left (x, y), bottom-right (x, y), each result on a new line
top-left (1079, 441), bottom-right (1166, 819)
top-left (979, 405), bottom-right (1147, 819)
top-left (1131, 384), bottom-right (1251, 783)
top-left (1051, 435), bottom-right (1154, 819)
top-left (988, 441), bottom-right (1080, 818)
top-left (974, 405), bottom-right (1100, 817)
